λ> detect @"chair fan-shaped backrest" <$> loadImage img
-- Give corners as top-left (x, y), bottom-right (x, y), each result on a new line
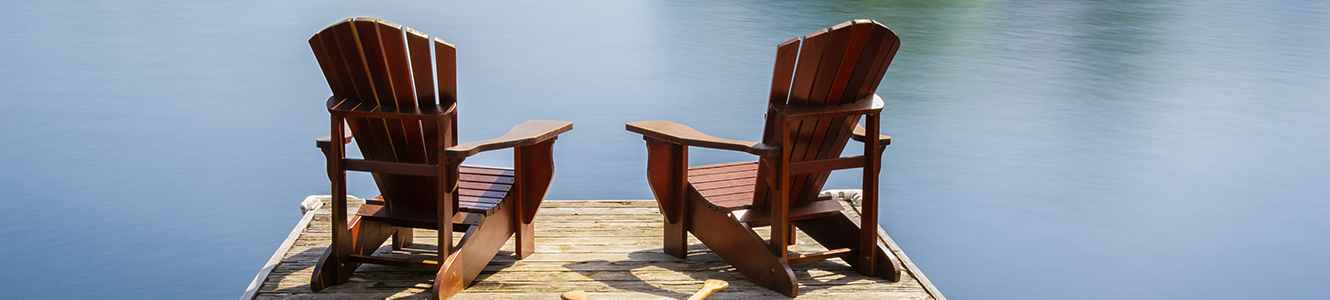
top-left (308, 17), bottom-right (459, 215)
top-left (751, 20), bottom-right (901, 211)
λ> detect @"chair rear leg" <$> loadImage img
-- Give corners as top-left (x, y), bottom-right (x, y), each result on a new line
top-left (310, 245), bottom-right (346, 291)
top-left (311, 216), bottom-right (396, 290)
top-left (350, 218), bottom-right (397, 258)
top-left (686, 191), bottom-right (798, 297)
top-left (794, 211), bottom-right (903, 282)
top-left (392, 227), bottom-right (414, 250)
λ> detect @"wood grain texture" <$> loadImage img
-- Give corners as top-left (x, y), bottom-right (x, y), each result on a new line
top-left (768, 37), bottom-right (802, 106)
top-left (771, 94), bottom-right (884, 121)
top-left (307, 17), bottom-right (572, 299)
top-left (627, 121), bottom-right (778, 156)
top-left (777, 21), bottom-right (899, 210)
top-left (446, 120), bottom-right (573, 158)
top-left (624, 20), bottom-right (907, 297)
top-left (248, 199), bottom-right (941, 300)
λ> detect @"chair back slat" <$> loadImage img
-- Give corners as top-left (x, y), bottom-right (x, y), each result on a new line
top-left (825, 21), bottom-right (874, 105)
top-left (322, 19), bottom-right (390, 166)
top-left (753, 29), bottom-right (827, 210)
top-left (767, 37), bottom-right (801, 107)
top-left (373, 20), bottom-right (428, 166)
top-left (435, 38), bottom-right (460, 148)
top-left (406, 29), bottom-right (441, 165)
top-left (751, 20), bottom-right (901, 211)
top-left (435, 38), bottom-right (458, 109)
top-left (785, 28), bottom-right (829, 107)
top-left (347, 18), bottom-right (414, 206)
top-left (310, 17), bottom-right (461, 216)
top-left (759, 38), bottom-right (801, 172)
top-left (375, 20), bottom-right (417, 108)
top-left (784, 21), bottom-right (856, 205)
top-left (406, 28), bottom-right (436, 107)
top-left (309, 33), bottom-right (346, 99)
top-left (360, 20), bottom-right (413, 166)
top-left (310, 20), bottom-right (351, 102)
top-left (350, 19), bottom-right (396, 107)
top-left (331, 19), bottom-right (381, 107)
top-left (840, 24), bottom-right (889, 103)
top-left (863, 26), bottom-right (903, 101)
top-left (378, 21), bottom-right (437, 206)
top-left (801, 21), bottom-right (855, 107)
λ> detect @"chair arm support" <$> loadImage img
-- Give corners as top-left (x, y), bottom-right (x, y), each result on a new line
top-left (626, 120), bottom-right (778, 156)
top-left (315, 126), bottom-right (354, 150)
top-left (444, 120), bottom-right (574, 158)
top-left (851, 123), bottom-right (891, 146)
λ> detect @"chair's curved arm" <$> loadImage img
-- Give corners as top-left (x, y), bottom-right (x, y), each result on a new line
top-left (444, 120), bottom-right (574, 158)
top-left (626, 120), bottom-right (778, 156)
top-left (850, 123), bottom-right (891, 146)
top-left (315, 126), bottom-right (353, 150)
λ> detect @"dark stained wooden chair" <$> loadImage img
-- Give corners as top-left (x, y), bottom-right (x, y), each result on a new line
top-left (625, 19), bottom-right (902, 297)
top-left (307, 17), bottom-right (572, 299)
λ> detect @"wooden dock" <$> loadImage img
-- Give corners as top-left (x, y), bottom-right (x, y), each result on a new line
top-left (243, 197), bottom-right (944, 299)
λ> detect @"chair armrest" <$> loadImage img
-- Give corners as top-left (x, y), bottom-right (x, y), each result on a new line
top-left (851, 123), bottom-right (890, 146)
top-left (444, 120), bottom-right (574, 158)
top-left (315, 127), bottom-right (353, 150)
top-left (626, 120), bottom-right (778, 156)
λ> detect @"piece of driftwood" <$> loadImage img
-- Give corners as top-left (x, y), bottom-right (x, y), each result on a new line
top-left (625, 19), bottom-right (904, 297)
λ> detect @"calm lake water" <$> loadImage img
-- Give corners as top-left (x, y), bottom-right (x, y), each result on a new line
top-left (2, 0), bottom-right (1328, 299)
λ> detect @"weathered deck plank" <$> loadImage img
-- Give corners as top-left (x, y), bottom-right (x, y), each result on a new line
top-left (244, 197), bottom-right (943, 299)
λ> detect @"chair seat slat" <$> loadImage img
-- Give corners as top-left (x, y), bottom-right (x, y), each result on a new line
top-left (690, 177), bottom-right (756, 191)
top-left (688, 161), bottom-right (758, 173)
top-left (458, 181), bottom-right (511, 192)
top-left (459, 165), bottom-right (516, 176)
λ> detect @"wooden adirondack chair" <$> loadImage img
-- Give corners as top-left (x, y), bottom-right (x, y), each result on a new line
top-left (307, 17), bottom-right (572, 299)
top-left (626, 19), bottom-right (902, 297)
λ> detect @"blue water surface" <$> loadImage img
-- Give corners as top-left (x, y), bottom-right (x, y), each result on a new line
top-left (1, 0), bottom-right (1327, 299)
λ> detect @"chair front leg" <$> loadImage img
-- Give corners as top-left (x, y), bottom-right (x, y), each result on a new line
top-left (514, 138), bottom-right (557, 259)
top-left (313, 114), bottom-right (352, 290)
top-left (644, 138), bottom-right (688, 258)
top-left (438, 157), bottom-right (461, 260)
top-left (858, 113), bottom-right (882, 276)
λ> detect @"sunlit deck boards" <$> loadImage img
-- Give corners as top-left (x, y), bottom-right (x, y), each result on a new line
top-left (244, 197), bottom-right (943, 299)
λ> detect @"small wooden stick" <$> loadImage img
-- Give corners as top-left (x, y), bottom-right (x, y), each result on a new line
top-left (687, 279), bottom-right (729, 300)
top-left (560, 290), bottom-right (587, 300)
